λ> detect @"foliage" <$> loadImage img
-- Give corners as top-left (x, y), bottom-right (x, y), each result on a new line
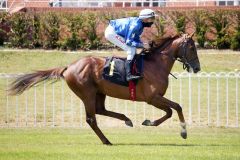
top-left (230, 11), bottom-right (240, 51)
top-left (191, 10), bottom-right (209, 48)
top-left (0, 9), bottom-right (239, 50)
top-left (62, 14), bottom-right (86, 50)
top-left (0, 13), bottom-right (9, 46)
top-left (101, 10), bottom-right (126, 23)
top-left (155, 12), bottom-right (167, 37)
top-left (84, 12), bottom-right (101, 50)
top-left (127, 10), bottom-right (139, 17)
top-left (32, 14), bottom-right (41, 48)
top-left (209, 10), bottom-right (231, 49)
top-left (231, 27), bottom-right (240, 51)
top-left (101, 11), bottom-right (116, 23)
top-left (8, 13), bottom-right (37, 48)
top-left (40, 12), bottom-right (60, 49)
top-left (169, 11), bottom-right (187, 34)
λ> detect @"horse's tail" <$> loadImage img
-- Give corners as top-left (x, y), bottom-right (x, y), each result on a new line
top-left (8, 67), bottom-right (67, 96)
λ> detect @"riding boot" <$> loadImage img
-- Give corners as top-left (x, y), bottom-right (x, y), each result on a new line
top-left (125, 60), bottom-right (141, 81)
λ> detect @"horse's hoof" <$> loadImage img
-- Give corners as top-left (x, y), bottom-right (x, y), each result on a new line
top-left (104, 140), bottom-right (112, 145)
top-left (125, 120), bottom-right (133, 127)
top-left (142, 120), bottom-right (154, 126)
top-left (181, 130), bottom-right (187, 139)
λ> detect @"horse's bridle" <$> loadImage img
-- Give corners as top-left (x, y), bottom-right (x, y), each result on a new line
top-left (176, 39), bottom-right (198, 71)
top-left (146, 36), bottom-right (198, 72)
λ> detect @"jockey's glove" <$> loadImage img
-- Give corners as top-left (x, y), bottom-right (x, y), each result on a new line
top-left (143, 43), bottom-right (151, 49)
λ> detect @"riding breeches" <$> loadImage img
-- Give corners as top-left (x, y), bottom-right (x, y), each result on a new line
top-left (105, 25), bottom-right (136, 60)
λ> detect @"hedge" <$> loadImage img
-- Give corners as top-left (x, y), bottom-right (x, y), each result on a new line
top-left (0, 8), bottom-right (239, 50)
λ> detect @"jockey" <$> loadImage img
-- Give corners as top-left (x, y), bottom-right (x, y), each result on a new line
top-left (105, 9), bottom-right (157, 81)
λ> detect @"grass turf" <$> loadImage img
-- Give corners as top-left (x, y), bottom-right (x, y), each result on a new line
top-left (0, 49), bottom-right (240, 73)
top-left (0, 127), bottom-right (239, 160)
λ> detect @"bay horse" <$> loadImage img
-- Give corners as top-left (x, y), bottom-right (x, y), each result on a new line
top-left (9, 33), bottom-right (200, 145)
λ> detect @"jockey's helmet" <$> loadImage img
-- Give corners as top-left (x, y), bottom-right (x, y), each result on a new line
top-left (139, 9), bottom-right (157, 19)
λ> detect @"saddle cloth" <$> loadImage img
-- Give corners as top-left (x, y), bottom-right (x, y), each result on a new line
top-left (102, 54), bottom-right (144, 87)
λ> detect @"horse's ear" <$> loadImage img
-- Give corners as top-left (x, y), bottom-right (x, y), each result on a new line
top-left (149, 40), bottom-right (154, 48)
top-left (190, 31), bottom-right (195, 38)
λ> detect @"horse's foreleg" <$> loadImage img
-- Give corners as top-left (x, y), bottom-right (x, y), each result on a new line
top-left (168, 101), bottom-right (187, 139)
top-left (142, 94), bottom-right (173, 126)
top-left (95, 93), bottom-right (133, 127)
top-left (143, 94), bottom-right (187, 139)
top-left (142, 107), bottom-right (172, 126)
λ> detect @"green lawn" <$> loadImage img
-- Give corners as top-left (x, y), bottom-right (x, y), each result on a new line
top-left (0, 128), bottom-right (239, 160)
top-left (0, 49), bottom-right (240, 73)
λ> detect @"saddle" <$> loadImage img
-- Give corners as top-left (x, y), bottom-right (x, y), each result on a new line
top-left (102, 53), bottom-right (145, 100)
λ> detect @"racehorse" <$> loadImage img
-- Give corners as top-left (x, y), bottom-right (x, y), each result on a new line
top-left (9, 33), bottom-right (200, 145)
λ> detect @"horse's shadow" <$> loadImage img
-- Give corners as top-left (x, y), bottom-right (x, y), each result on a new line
top-left (114, 143), bottom-right (239, 147)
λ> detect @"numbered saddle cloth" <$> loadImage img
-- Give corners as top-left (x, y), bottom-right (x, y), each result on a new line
top-left (102, 54), bottom-right (144, 87)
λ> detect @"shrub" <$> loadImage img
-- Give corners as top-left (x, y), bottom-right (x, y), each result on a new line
top-left (0, 9), bottom-right (239, 50)
top-left (62, 14), bottom-right (86, 50)
top-left (8, 13), bottom-right (36, 48)
top-left (230, 11), bottom-right (240, 51)
top-left (0, 13), bottom-right (9, 46)
top-left (40, 12), bottom-right (60, 49)
top-left (191, 10), bottom-right (209, 48)
top-left (127, 10), bottom-right (139, 17)
top-left (101, 10), bottom-right (127, 22)
top-left (155, 12), bottom-right (167, 37)
top-left (231, 31), bottom-right (240, 50)
top-left (32, 14), bottom-right (41, 48)
top-left (102, 11), bottom-right (116, 23)
top-left (84, 12), bottom-right (101, 50)
top-left (169, 11), bottom-right (187, 34)
top-left (209, 10), bottom-right (231, 49)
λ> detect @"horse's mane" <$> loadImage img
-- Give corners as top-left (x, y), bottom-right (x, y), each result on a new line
top-left (151, 35), bottom-right (180, 49)
top-left (143, 35), bottom-right (180, 61)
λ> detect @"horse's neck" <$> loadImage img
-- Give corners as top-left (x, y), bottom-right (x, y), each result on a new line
top-left (152, 41), bottom-right (178, 76)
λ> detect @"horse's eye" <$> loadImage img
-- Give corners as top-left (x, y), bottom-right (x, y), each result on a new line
top-left (190, 46), bottom-right (195, 51)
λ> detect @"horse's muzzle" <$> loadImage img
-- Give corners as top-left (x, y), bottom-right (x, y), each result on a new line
top-left (187, 63), bottom-right (200, 73)
top-left (193, 65), bottom-right (201, 73)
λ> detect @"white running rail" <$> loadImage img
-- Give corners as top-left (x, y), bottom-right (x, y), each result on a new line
top-left (0, 72), bottom-right (239, 128)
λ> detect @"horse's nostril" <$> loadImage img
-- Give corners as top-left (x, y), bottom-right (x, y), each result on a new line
top-left (194, 67), bottom-right (201, 72)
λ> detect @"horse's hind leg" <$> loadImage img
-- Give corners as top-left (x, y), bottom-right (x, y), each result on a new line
top-left (83, 97), bottom-right (112, 145)
top-left (65, 81), bottom-right (112, 145)
top-left (95, 93), bottom-right (133, 127)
